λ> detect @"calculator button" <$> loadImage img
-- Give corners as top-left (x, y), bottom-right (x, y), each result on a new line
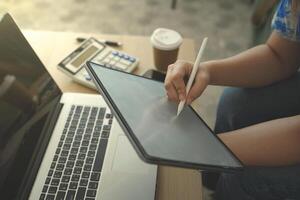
top-left (105, 63), bottom-right (112, 68)
top-left (103, 58), bottom-right (111, 63)
top-left (112, 51), bottom-right (118, 56)
top-left (118, 53), bottom-right (124, 58)
top-left (109, 60), bottom-right (117, 66)
top-left (107, 54), bottom-right (114, 59)
top-left (115, 63), bottom-right (128, 70)
top-left (112, 56), bottom-right (120, 62)
top-left (129, 57), bottom-right (136, 62)
top-left (120, 59), bottom-right (131, 66)
top-left (85, 75), bottom-right (92, 81)
top-left (123, 55), bottom-right (130, 60)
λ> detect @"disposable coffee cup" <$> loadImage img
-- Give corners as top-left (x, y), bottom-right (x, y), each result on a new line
top-left (151, 28), bottom-right (183, 72)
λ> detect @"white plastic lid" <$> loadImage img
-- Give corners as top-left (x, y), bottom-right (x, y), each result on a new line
top-left (150, 28), bottom-right (183, 51)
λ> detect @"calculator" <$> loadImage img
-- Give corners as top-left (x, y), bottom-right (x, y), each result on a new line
top-left (58, 37), bottom-right (139, 89)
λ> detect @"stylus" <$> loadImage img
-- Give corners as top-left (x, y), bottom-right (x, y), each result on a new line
top-left (177, 37), bottom-right (208, 116)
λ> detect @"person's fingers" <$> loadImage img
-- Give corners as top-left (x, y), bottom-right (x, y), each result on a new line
top-left (186, 71), bottom-right (209, 104)
top-left (164, 64), bottom-right (178, 101)
top-left (171, 71), bottom-right (186, 101)
top-left (164, 61), bottom-right (194, 102)
top-left (170, 61), bottom-right (193, 101)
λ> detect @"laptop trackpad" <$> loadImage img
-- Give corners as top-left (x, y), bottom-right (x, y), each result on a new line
top-left (112, 135), bottom-right (150, 174)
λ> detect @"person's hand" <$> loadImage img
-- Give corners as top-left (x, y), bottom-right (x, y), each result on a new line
top-left (164, 60), bottom-right (210, 104)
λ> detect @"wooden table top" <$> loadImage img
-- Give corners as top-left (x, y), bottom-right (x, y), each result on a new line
top-left (23, 30), bottom-right (202, 200)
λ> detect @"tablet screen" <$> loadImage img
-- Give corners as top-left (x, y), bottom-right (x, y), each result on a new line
top-left (87, 62), bottom-right (243, 171)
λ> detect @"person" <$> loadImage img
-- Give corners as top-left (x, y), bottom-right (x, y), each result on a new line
top-left (164, 0), bottom-right (300, 199)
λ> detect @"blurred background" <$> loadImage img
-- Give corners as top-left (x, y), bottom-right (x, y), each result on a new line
top-left (0, 0), bottom-right (278, 198)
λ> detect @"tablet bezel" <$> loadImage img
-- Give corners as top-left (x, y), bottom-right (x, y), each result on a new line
top-left (86, 61), bottom-right (243, 172)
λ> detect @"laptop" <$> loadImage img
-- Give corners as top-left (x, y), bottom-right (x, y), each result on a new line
top-left (0, 13), bottom-right (157, 200)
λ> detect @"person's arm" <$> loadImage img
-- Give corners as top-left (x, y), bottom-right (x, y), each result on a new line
top-left (165, 31), bottom-right (300, 104)
top-left (219, 115), bottom-right (300, 166)
top-left (205, 31), bottom-right (300, 88)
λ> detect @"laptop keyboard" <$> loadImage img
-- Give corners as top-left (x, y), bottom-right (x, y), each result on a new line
top-left (40, 105), bottom-right (113, 200)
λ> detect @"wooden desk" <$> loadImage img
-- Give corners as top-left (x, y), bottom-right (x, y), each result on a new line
top-left (24, 30), bottom-right (202, 200)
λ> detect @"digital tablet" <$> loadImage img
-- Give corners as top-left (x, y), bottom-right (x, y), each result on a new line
top-left (86, 62), bottom-right (243, 172)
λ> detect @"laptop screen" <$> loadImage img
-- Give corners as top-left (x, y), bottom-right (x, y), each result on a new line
top-left (0, 14), bottom-right (61, 196)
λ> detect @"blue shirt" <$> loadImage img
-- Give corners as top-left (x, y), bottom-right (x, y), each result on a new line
top-left (272, 0), bottom-right (300, 41)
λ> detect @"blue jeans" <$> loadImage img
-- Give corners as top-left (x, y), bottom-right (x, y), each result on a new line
top-left (214, 72), bottom-right (300, 200)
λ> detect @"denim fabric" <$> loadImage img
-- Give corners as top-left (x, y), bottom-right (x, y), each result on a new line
top-left (214, 72), bottom-right (300, 200)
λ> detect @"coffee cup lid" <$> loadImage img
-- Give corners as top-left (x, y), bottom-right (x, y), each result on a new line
top-left (151, 28), bottom-right (183, 51)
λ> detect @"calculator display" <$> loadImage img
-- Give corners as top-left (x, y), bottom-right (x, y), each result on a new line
top-left (71, 45), bottom-right (98, 68)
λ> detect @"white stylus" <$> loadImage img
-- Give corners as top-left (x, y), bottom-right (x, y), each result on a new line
top-left (177, 37), bottom-right (208, 116)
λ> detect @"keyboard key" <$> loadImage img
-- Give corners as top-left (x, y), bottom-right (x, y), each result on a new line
top-left (53, 171), bottom-right (62, 178)
top-left (48, 170), bottom-right (54, 177)
top-left (71, 174), bottom-right (80, 182)
top-left (73, 141), bottom-right (80, 147)
top-left (61, 150), bottom-right (69, 157)
top-left (78, 153), bottom-right (86, 160)
top-left (81, 140), bottom-right (89, 147)
top-left (79, 179), bottom-right (88, 187)
top-left (48, 186), bottom-right (57, 194)
top-left (91, 138), bottom-right (98, 144)
top-left (84, 164), bottom-right (92, 171)
top-left (90, 172), bottom-right (101, 181)
top-left (56, 164), bottom-right (64, 171)
top-left (53, 155), bottom-right (58, 162)
top-left (56, 191), bottom-right (66, 200)
top-left (42, 185), bottom-right (48, 193)
top-left (84, 135), bottom-right (91, 140)
top-left (105, 113), bottom-right (112, 119)
top-left (79, 147), bottom-right (87, 153)
top-left (103, 125), bottom-right (111, 131)
top-left (61, 175), bottom-right (70, 183)
top-left (59, 183), bottom-right (68, 191)
top-left (87, 151), bottom-right (95, 157)
top-left (39, 193), bottom-right (46, 200)
top-left (63, 144), bottom-right (71, 150)
top-left (88, 181), bottom-right (98, 189)
top-left (45, 177), bottom-right (51, 185)
top-left (75, 160), bottom-right (84, 167)
top-left (64, 168), bottom-right (72, 175)
top-left (86, 189), bottom-right (97, 197)
top-left (82, 171), bottom-right (90, 179)
top-left (66, 190), bottom-right (76, 200)
top-left (66, 161), bottom-right (75, 168)
top-left (101, 131), bottom-right (109, 138)
top-left (58, 157), bottom-right (67, 163)
top-left (50, 162), bottom-right (56, 169)
top-left (75, 187), bottom-right (86, 200)
top-left (51, 178), bottom-right (59, 186)
top-left (69, 182), bottom-right (78, 190)
top-left (46, 194), bottom-right (55, 200)
top-left (94, 126), bottom-right (101, 132)
top-left (74, 167), bottom-right (82, 174)
top-left (65, 137), bottom-right (73, 143)
top-left (89, 144), bottom-right (97, 151)
top-left (93, 139), bottom-right (108, 172)
top-left (74, 135), bottom-right (83, 141)
top-left (68, 154), bottom-right (76, 161)
top-left (93, 131), bottom-right (101, 137)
